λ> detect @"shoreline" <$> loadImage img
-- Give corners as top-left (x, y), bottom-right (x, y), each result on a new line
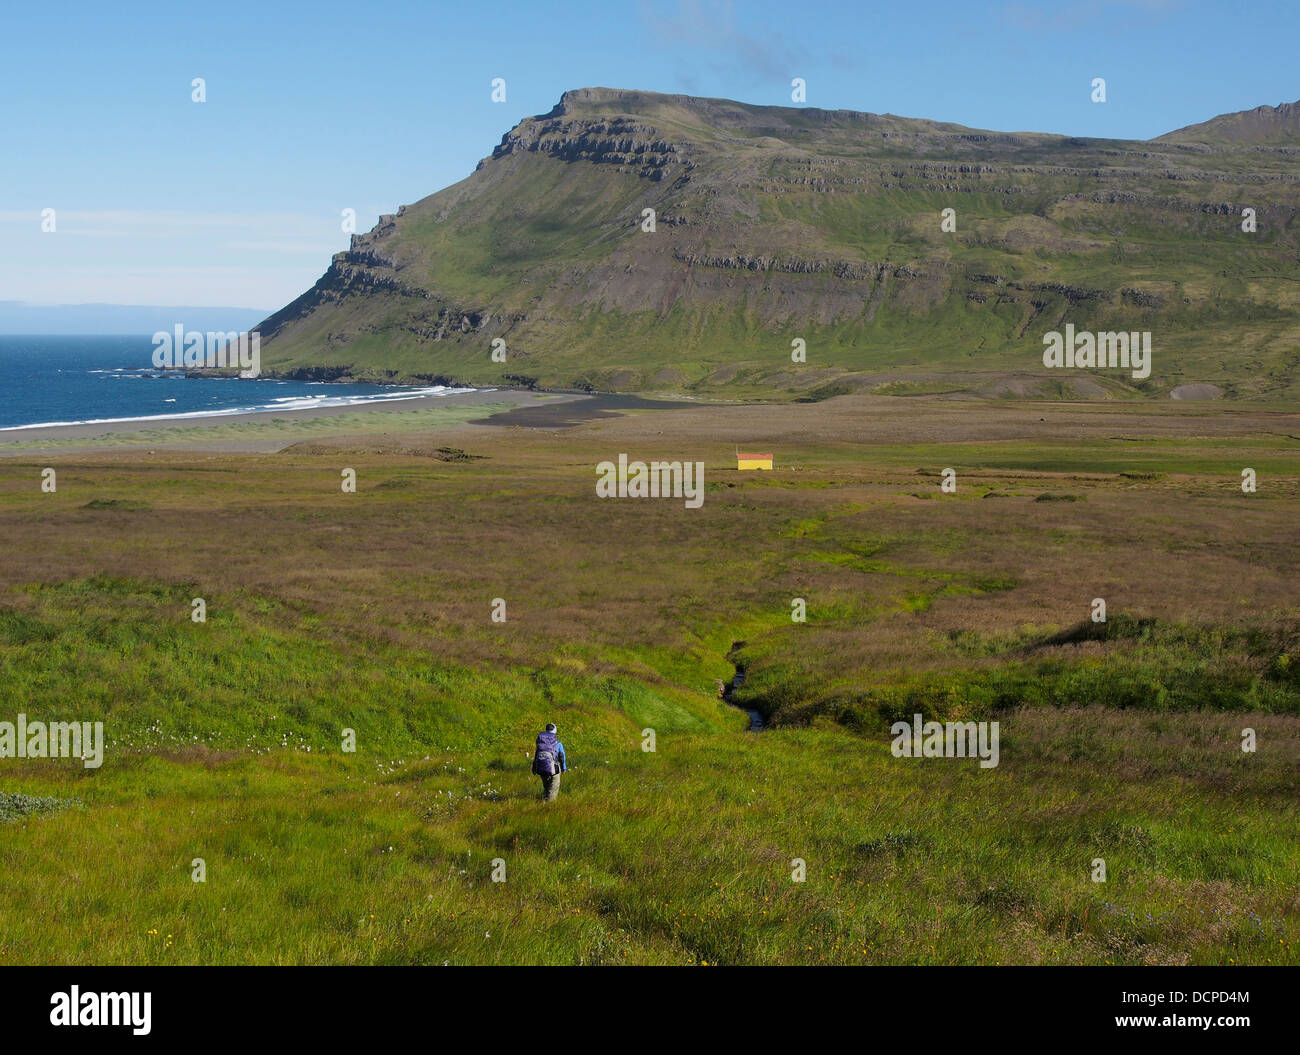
top-left (0, 389), bottom-right (588, 455)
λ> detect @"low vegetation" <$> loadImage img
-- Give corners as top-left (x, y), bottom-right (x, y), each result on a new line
top-left (0, 394), bottom-right (1296, 963)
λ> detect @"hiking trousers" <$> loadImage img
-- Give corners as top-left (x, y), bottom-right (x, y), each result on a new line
top-left (541, 773), bottom-right (561, 801)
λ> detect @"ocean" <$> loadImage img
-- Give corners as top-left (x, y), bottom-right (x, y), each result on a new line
top-left (0, 335), bottom-right (469, 431)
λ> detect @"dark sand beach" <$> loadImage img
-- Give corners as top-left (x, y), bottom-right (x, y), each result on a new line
top-left (467, 393), bottom-right (706, 429)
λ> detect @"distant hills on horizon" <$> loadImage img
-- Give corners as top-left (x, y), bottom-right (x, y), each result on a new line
top-left (0, 303), bottom-right (269, 336)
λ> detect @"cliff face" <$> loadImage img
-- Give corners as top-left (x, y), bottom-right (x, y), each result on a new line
top-left (487, 111), bottom-right (688, 178)
top-left (256, 88), bottom-right (1300, 400)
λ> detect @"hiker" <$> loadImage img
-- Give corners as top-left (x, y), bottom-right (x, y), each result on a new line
top-left (531, 723), bottom-right (567, 801)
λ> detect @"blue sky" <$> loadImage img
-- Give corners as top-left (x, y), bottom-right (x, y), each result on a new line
top-left (2, 0), bottom-right (1296, 310)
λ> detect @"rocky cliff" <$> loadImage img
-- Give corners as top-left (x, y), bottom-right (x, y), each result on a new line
top-left (254, 88), bottom-right (1300, 401)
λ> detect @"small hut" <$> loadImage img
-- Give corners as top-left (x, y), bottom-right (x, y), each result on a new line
top-left (737, 451), bottom-right (774, 470)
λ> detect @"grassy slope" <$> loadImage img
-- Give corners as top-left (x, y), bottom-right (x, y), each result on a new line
top-left (257, 92), bottom-right (1300, 400)
top-left (0, 395), bottom-right (1297, 964)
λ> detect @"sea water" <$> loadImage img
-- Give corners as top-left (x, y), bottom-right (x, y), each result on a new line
top-left (0, 335), bottom-right (468, 431)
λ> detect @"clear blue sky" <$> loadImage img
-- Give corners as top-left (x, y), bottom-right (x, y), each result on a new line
top-left (2, 0), bottom-right (1296, 310)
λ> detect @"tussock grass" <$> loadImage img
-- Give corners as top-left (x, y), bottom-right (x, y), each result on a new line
top-left (0, 394), bottom-right (1296, 963)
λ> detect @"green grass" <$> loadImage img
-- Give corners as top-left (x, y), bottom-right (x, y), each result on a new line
top-left (0, 395), bottom-right (1297, 964)
top-left (3, 712), bottom-right (1295, 965)
top-left (0, 401), bottom-right (520, 453)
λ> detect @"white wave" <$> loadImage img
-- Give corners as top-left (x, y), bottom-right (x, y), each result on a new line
top-left (0, 385), bottom-right (477, 431)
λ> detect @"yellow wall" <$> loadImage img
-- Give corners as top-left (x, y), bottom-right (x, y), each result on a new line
top-left (737, 458), bottom-right (773, 470)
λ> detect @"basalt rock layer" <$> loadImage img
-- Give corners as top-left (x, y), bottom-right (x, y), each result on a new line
top-left (255, 88), bottom-right (1300, 400)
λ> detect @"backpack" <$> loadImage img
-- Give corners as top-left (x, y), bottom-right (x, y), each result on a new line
top-left (532, 730), bottom-right (559, 776)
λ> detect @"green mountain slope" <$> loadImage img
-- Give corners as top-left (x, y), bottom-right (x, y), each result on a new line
top-left (256, 88), bottom-right (1300, 400)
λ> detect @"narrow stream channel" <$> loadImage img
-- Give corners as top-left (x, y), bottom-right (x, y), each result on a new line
top-left (722, 644), bottom-right (764, 732)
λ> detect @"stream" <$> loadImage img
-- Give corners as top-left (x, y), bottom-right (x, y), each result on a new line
top-left (721, 649), bottom-right (764, 732)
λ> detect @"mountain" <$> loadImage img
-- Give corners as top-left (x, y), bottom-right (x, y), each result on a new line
top-left (1157, 99), bottom-right (1300, 146)
top-left (255, 89), bottom-right (1300, 401)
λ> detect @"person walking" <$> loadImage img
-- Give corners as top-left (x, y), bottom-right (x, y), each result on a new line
top-left (531, 723), bottom-right (567, 801)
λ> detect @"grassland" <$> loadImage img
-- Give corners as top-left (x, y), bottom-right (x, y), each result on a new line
top-left (0, 394), bottom-right (1296, 964)
top-left (0, 398), bottom-right (525, 454)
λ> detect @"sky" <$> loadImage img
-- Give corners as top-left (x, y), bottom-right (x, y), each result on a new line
top-left (2, 0), bottom-right (1296, 311)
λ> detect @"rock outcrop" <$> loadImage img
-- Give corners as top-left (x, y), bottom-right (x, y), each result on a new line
top-left (253, 88), bottom-right (1300, 401)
